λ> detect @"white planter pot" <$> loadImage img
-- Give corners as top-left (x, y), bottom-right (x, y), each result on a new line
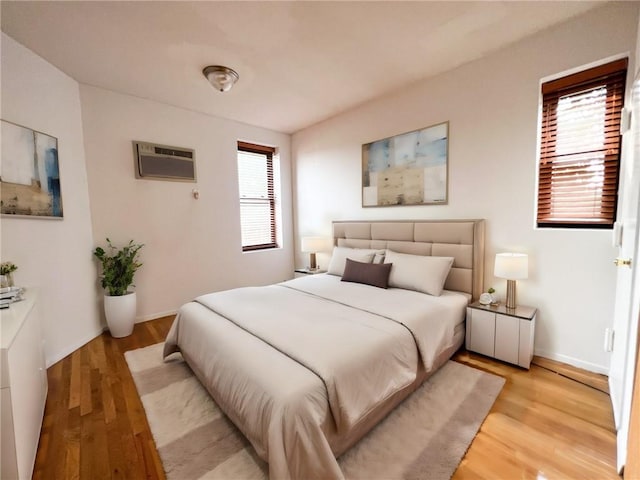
top-left (104, 292), bottom-right (136, 338)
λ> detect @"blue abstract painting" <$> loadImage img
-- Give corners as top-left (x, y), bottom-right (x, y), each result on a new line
top-left (362, 122), bottom-right (448, 206)
top-left (1, 120), bottom-right (63, 218)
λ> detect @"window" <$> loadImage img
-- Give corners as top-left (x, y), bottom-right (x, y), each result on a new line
top-left (537, 58), bottom-right (627, 229)
top-left (237, 141), bottom-right (278, 251)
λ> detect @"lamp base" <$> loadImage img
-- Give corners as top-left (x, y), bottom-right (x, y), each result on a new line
top-left (505, 279), bottom-right (517, 309)
top-left (308, 252), bottom-right (317, 271)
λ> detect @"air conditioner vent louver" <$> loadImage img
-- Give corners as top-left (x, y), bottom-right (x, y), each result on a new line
top-left (154, 147), bottom-right (193, 159)
top-left (133, 141), bottom-right (196, 182)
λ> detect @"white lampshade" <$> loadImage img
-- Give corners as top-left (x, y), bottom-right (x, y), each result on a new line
top-left (301, 236), bottom-right (332, 253)
top-left (494, 253), bottom-right (528, 280)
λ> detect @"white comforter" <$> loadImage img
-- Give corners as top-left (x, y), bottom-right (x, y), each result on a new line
top-left (163, 274), bottom-right (467, 479)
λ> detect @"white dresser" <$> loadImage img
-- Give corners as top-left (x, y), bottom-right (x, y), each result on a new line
top-left (1, 289), bottom-right (47, 480)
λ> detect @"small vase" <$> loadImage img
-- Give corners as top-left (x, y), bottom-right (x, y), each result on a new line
top-left (6, 273), bottom-right (14, 287)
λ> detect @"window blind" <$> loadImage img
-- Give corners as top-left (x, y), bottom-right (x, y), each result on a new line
top-left (537, 58), bottom-right (627, 228)
top-left (237, 141), bottom-right (277, 251)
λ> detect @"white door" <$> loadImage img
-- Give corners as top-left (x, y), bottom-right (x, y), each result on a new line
top-left (609, 73), bottom-right (640, 473)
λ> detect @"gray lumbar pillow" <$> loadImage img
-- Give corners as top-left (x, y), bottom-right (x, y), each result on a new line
top-left (341, 258), bottom-right (393, 289)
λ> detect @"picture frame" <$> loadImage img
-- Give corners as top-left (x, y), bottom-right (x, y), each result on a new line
top-left (1, 120), bottom-right (63, 218)
top-left (362, 121), bottom-right (448, 207)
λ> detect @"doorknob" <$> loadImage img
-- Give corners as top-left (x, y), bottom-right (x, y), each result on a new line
top-left (614, 258), bottom-right (632, 267)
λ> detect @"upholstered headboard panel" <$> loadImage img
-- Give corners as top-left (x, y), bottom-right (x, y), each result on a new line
top-left (332, 220), bottom-right (485, 299)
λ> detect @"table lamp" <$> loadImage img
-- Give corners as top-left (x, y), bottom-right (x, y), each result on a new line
top-left (301, 237), bottom-right (331, 271)
top-left (494, 253), bottom-right (528, 309)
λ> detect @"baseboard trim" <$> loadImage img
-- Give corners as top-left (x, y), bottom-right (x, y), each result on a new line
top-left (46, 326), bottom-right (105, 368)
top-left (533, 355), bottom-right (609, 394)
top-left (136, 310), bottom-right (177, 323)
top-left (46, 311), bottom-right (177, 367)
top-left (534, 349), bottom-right (609, 375)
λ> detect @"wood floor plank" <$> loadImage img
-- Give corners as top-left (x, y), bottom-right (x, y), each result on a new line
top-left (64, 406), bottom-right (81, 480)
top-left (110, 375), bottom-right (140, 479)
top-left (147, 316), bottom-right (172, 344)
top-left (90, 367), bottom-right (110, 479)
top-left (101, 373), bottom-right (117, 425)
top-left (69, 349), bottom-right (82, 409)
top-left (137, 430), bottom-right (164, 480)
top-left (532, 355), bottom-right (610, 394)
top-left (79, 347), bottom-right (92, 417)
top-left (45, 356), bottom-right (72, 480)
top-left (32, 316), bottom-right (624, 480)
top-left (32, 431), bottom-right (49, 480)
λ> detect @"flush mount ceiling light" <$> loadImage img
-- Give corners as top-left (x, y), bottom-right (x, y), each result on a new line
top-left (202, 65), bottom-right (239, 92)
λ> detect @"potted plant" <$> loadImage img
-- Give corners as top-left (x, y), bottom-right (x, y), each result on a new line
top-left (93, 239), bottom-right (143, 338)
top-left (488, 287), bottom-right (496, 304)
top-left (0, 261), bottom-right (18, 287)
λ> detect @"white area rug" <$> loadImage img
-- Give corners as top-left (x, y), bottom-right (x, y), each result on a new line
top-left (125, 343), bottom-right (504, 480)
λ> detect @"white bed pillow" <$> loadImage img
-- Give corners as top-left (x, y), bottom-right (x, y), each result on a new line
top-left (384, 250), bottom-right (454, 296)
top-left (327, 246), bottom-right (378, 276)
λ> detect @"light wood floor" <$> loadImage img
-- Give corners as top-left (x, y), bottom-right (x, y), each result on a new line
top-left (33, 316), bottom-right (621, 480)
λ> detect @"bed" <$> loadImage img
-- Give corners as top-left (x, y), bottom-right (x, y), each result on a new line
top-left (163, 219), bottom-right (485, 479)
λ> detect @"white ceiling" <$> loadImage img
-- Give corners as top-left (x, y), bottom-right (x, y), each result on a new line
top-left (1, 1), bottom-right (604, 134)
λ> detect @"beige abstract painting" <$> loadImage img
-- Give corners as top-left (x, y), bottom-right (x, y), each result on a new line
top-left (362, 122), bottom-right (448, 207)
top-left (1, 120), bottom-right (62, 218)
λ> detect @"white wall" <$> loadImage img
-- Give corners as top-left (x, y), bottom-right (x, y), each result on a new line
top-left (1, 33), bottom-right (101, 366)
top-left (292, 3), bottom-right (639, 373)
top-left (80, 86), bottom-right (293, 321)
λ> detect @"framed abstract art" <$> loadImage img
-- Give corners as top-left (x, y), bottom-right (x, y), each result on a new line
top-left (1, 120), bottom-right (63, 218)
top-left (362, 121), bottom-right (448, 207)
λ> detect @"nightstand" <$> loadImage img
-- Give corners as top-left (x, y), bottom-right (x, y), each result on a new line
top-left (465, 301), bottom-right (537, 369)
top-left (294, 268), bottom-right (326, 278)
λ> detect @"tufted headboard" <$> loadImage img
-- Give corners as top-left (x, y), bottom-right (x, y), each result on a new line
top-left (332, 219), bottom-right (485, 299)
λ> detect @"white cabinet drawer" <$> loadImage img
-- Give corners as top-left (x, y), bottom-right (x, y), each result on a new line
top-left (468, 308), bottom-right (495, 357)
top-left (495, 313), bottom-right (520, 365)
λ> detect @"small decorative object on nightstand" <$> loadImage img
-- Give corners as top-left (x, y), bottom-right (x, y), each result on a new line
top-left (479, 293), bottom-right (492, 305)
top-left (466, 301), bottom-right (537, 369)
top-left (479, 287), bottom-right (497, 306)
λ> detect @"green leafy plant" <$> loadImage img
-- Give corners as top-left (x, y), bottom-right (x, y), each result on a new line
top-left (488, 287), bottom-right (495, 295)
top-left (93, 239), bottom-right (143, 296)
top-left (0, 262), bottom-right (18, 275)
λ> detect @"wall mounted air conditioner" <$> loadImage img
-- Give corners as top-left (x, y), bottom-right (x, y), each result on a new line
top-left (132, 141), bottom-right (196, 182)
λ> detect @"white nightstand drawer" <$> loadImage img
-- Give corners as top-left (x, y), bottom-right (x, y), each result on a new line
top-left (495, 313), bottom-right (520, 365)
top-left (467, 308), bottom-right (495, 358)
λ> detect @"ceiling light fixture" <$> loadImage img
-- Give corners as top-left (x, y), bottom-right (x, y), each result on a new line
top-left (202, 65), bottom-right (239, 93)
